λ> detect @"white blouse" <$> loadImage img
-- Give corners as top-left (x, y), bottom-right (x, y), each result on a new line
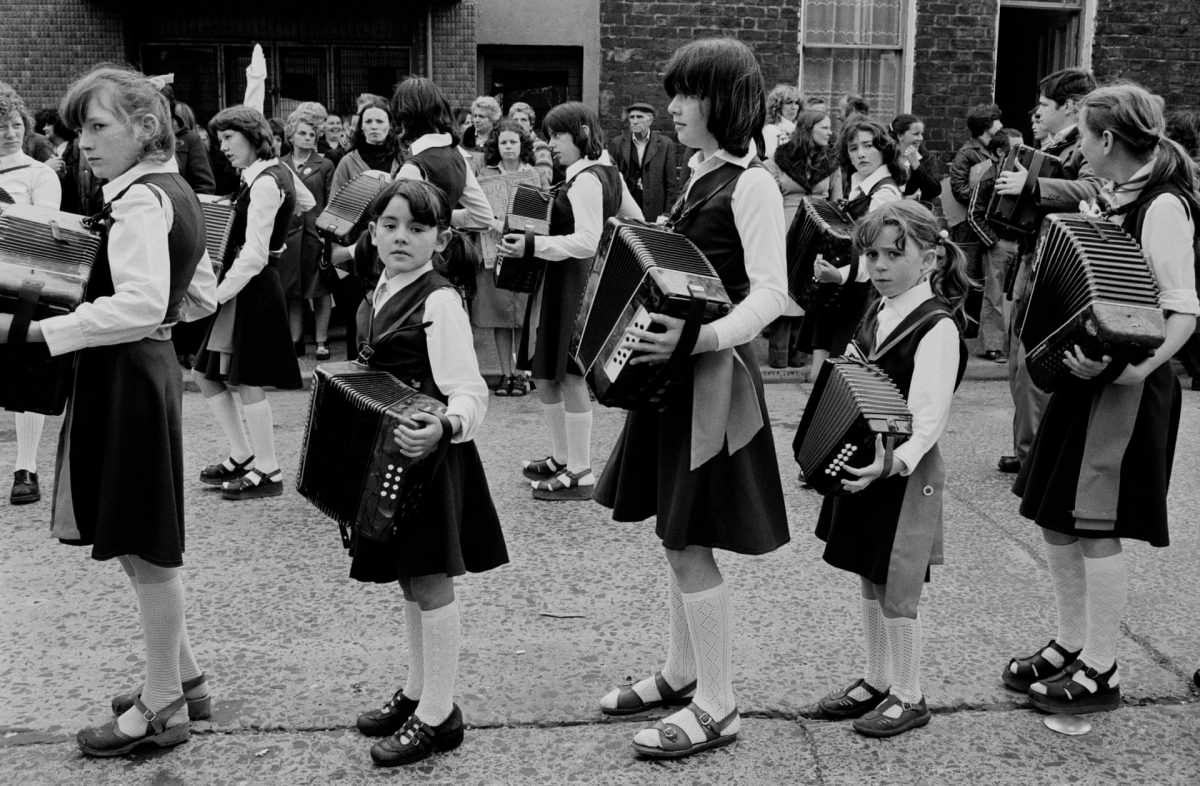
top-left (0, 151), bottom-right (61, 208)
top-left (531, 152), bottom-right (642, 262)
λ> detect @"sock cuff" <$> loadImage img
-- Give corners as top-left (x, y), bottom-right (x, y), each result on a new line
top-left (882, 614), bottom-right (918, 629)
top-left (563, 410), bottom-right (592, 422)
top-left (242, 399), bottom-right (270, 414)
top-left (421, 600), bottom-right (459, 622)
top-left (543, 400), bottom-right (565, 414)
top-left (1083, 552), bottom-right (1125, 571)
top-left (681, 582), bottom-right (726, 605)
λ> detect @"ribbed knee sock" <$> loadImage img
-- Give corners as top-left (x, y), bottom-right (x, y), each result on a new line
top-left (1045, 541), bottom-right (1087, 653)
top-left (681, 583), bottom-right (735, 719)
top-left (14, 412), bottom-right (44, 471)
top-left (563, 410), bottom-right (593, 476)
top-left (241, 399), bottom-right (279, 475)
top-left (118, 564), bottom-right (185, 736)
top-left (415, 601), bottom-right (459, 726)
top-left (1081, 553), bottom-right (1127, 672)
top-left (541, 401), bottom-right (567, 463)
top-left (662, 573), bottom-right (696, 689)
top-left (205, 391), bottom-right (252, 462)
top-left (862, 598), bottom-right (890, 692)
top-left (884, 615), bottom-right (922, 705)
top-left (402, 600), bottom-right (424, 700)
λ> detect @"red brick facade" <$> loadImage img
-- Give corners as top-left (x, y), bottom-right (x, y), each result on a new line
top-left (1092, 0), bottom-right (1200, 113)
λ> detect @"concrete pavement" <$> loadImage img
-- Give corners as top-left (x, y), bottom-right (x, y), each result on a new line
top-left (1, 372), bottom-right (1198, 785)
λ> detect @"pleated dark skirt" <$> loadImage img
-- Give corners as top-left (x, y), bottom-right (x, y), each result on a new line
top-left (518, 257), bottom-right (587, 381)
top-left (53, 339), bottom-right (186, 567)
top-left (195, 266), bottom-right (303, 390)
top-left (1014, 364), bottom-right (1179, 546)
top-left (593, 343), bottom-right (790, 555)
top-left (348, 442), bottom-right (509, 582)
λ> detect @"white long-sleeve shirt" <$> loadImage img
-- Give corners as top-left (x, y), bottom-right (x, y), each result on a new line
top-left (41, 158), bottom-right (218, 356)
top-left (532, 152), bottom-right (642, 261)
top-left (371, 261), bottom-right (488, 443)
top-left (837, 164), bottom-right (904, 284)
top-left (0, 151), bottom-right (61, 208)
top-left (681, 148), bottom-right (790, 350)
top-left (398, 133), bottom-right (494, 229)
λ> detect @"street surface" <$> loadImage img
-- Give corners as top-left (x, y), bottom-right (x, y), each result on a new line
top-left (1, 358), bottom-right (1198, 785)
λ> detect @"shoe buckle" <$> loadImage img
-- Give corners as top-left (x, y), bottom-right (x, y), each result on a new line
top-left (141, 706), bottom-right (159, 723)
top-left (697, 711), bottom-right (712, 726)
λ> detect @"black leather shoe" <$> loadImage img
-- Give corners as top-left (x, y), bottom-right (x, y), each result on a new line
top-left (199, 455), bottom-right (254, 486)
top-left (1193, 668), bottom-right (1200, 689)
top-left (370, 705), bottom-right (464, 767)
top-left (10, 470), bottom-right (39, 505)
top-left (356, 689), bottom-right (419, 737)
top-left (997, 455), bottom-right (1021, 474)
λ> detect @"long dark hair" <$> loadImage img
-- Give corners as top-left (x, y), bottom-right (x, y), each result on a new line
top-left (483, 119), bottom-right (535, 168)
top-left (773, 110), bottom-right (835, 192)
top-left (543, 102), bottom-right (605, 160)
top-left (352, 97), bottom-right (399, 168)
top-left (391, 76), bottom-right (460, 146)
top-left (662, 37), bottom-right (765, 157)
top-left (838, 119), bottom-right (907, 186)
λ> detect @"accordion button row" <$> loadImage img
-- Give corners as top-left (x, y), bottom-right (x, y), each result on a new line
top-left (381, 464), bottom-right (404, 498)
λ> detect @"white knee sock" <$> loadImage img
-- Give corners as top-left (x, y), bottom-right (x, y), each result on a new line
top-left (118, 568), bottom-right (185, 736)
top-left (1081, 553), bottom-right (1127, 672)
top-left (402, 600), bottom-right (424, 700)
top-left (563, 410), bottom-right (593, 476)
top-left (1045, 541), bottom-right (1087, 653)
top-left (415, 601), bottom-right (459, 727)
top-left (205, 391), bottom-right (252, 462)
top-left (541, 401), bottom-right (567, 463)
top-left (681, 583), bottom-right (735, 719)
top-left (241, 399), bottom-right (279, 475)
top-left (662, 573), bottom-right (696, 690)
top-left (14, 412), bottom-right (44, 472)
top-left (862, 598), bottom-right (890, 693)
top-left (884, 615), bottom-right (922, 705)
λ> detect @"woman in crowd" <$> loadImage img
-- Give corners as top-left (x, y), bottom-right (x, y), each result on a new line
top-left (761, 83), bottom-right (801, 159)
top-left (892, 114), bottom-right (941, 204)
top-left (463, 96), bottom-right (501, 172)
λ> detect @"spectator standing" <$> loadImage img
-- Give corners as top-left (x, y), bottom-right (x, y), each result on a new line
top-left (462, 96), bottom-right (501, 172)
top-left (892, 114), bottom-right (941, 204)
top-left (762, 84), bottom-right (801, 159)
top-left (606, 101), bottom-right (680, 222)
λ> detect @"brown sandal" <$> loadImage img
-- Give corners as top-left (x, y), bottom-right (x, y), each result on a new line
top-left (632, 703), bottom-right (739, 759)
top-left (78, 695), bottom-right (190, 757)
top-left (601, 671), bottom-right (696, 717)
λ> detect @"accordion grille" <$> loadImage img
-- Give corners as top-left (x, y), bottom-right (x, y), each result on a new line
top-left (508, 185), bottom-right (552, 223)
top-left (0, 212), bottom-right (103, 267)
top-left (197, 198), bottom-right (235, 263)
top-left (326, 176), bottom-right (384, 222)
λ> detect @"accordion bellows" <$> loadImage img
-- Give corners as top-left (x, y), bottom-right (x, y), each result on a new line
top-left (297, 362), bottom-right (448, 546)
top-left (1020, 214), bottom-right (1164, 392)
top-left (495, 183), bottom-right (554, 293)
top-left (793, 358), bottom-right (913, 495)
top-left (195, 195), bottom-right (236, 266)
top-left (0, 204), bottom-right (102, 415)
top-left (572, 218), bottom-right (732, 410)
top-left (788, 197), bottom-right (855, 306)
top-left (986, 144), bottom-right (1065, 235)
top-left (317, 170), bottom-right (392, 246)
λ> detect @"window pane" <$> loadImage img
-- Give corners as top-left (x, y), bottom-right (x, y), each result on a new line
top-left (804, 0), bottom-right (905, 46)
top-left (334, 48), bottom-right (410, 117)
top-left (802, 48), bottom-right (902, 120)
top-left (278, 47), bottom-right (328, 120)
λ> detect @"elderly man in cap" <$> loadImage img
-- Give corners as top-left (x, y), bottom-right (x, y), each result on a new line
top-left (606, 101), bottom-right (681, 221)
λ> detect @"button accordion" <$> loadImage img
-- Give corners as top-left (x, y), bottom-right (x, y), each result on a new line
top-left (985, 144), bottom-right (1065, 235)
top-left (316, 170), bottom-right (392, 246)
top-left (0, 204), bottom-right (102, 415)
top-left (786, 196), bottom-right (856, 307)
top-left (571, 218), bottom-right (733, 410)
top-left (195, 194), bottom-right (236, 267)
top-left (297, 361), bottom-right (449, 547)
top-left (494, 183), bottom-right (553, 293)
top-left (1019, 213), bottom-right (1164, 392)
top-left (792, 358), bottom-right (913, 495)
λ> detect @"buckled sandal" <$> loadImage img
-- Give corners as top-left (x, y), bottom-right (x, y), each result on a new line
top-left (508, 374), bottom-right (531, 397)
top-left (370, 704), bottom-right (464, 767)
top-left (852, 694), bottom-right (931, 738)
top-left (521, 455), bottom-right (562, 481)
top-left (493, 375), bottom-right (512, 397)
top-left (1028, 660), bottom-right (1121, 715)
top-left (221, 468), bottom-right (284, 500)
top-left (1003, 639), bottom-right (1081, 692)
top-left (531, 468), bottom-right (594, 501)
top-left (600, 671), bottom-right (697, 717)
top-left (631, 702), bottom-right (739, 759)
top-left (817, 677), bottom-right (889, 720)
top-left (78, 695), bottom-right (189, 757)
top-left (200, 455), bottom-right (255, 486)
top-left (111, 673), bottom-right (211, 720)
top-left (356, 688), bottom-right (419, 737)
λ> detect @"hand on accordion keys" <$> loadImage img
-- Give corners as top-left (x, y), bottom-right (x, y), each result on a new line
top-left (840, 435), bottom-right (906, 493)
top-left (1062, 344), bottom-right (1149, 386)
top-left (392, 411), bottom-right (454, 459)
top-left (994, 159), bottom-right (1029, 197)
top-left (812, 254), bottom-right (843, 284)
top-left (624, 312), bottom-right (716, 365)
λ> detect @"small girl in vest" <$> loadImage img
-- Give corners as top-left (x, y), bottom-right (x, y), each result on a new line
top-left (3, 66), bottom-right (218, 756)
top-left (348, 179), bottom-right (508, 768)
top-left (1006, 83), bottom-right (1198, 714)
top-left (594, 38), bottom-right (792, 759)
top-left (812, 200), bottom-right (968, 738)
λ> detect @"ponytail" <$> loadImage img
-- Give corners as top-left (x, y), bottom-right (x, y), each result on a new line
top-left (435, 229), bottom-right (480, 300)
top-left (930, 231), bottom-right (973, 320)
top-left (1147, 136), bottom-right (1197, 198)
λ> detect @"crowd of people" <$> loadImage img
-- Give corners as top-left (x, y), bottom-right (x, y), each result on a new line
top-left (0, 29), bottom-right (1197, 771)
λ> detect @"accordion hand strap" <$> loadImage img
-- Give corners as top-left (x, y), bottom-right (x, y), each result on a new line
top-left (6, 281), bottom-right (44, 345)
top-left (881, 434), bottom-right (897, 480)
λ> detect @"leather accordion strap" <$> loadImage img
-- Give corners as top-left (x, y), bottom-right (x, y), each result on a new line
top-left (667, 292), bottom-right (707, 380)
top-left (523, 226), bottom-right (536, 259)
top-left (6, 281), bottom-right (45, 345)
top-left (881, 434), bottom-right (897, 479)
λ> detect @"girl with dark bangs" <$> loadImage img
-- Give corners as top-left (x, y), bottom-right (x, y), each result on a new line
top-left (593, 38), bottom-right (791, 759)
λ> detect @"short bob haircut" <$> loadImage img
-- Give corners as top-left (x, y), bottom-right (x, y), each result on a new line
top-left (1039, 68), bottom-right (1096, 107)
top-left (483, 119), bottom-right (536, 167)
top-left (0, 81), bottom-right (35, 143)
top-left (368, 177), bottom-right (451, 228)
top-left (965, 103), bottom-right (1003, 138)
top-left (663, 37), bottom-right (765, 158)
top-left (838, 118), bottom-right (907, 185)
top-left (391, 76), bottom-right (458, 145)
top-left (60, 66), bottom-right (175, 163)
top-left (543, 101), bottom-right (605, 160)
top-left (209, 105), bottom-right (275, 161)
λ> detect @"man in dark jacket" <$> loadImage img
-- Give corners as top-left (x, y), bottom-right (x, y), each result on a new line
top-left (606, 102), bottom-right (680, 221)
top-left (949, 103), bottom-right (1004, 209)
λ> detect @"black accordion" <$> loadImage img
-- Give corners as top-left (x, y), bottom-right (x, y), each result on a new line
top-left (792, 358), bottom-right (913, 495)
top-left (1019, 213), bottom-right (1163, 393)
top-left (786, 197), bottom-right (856, 308)
top-left (0, 204), bottom-right (102, 415)
top-left (571, 218), bottom-right (732, 410)
top-left (297, 361), bottom-right (449, 547)
top-left (494, 183), bottom-right (553, 293)
top-left (986, 144), bottom-right (1065, 235)
top-left (316, 170), bottom-right (391, 246)
top-left (195, 194), bottom-right (236, 267)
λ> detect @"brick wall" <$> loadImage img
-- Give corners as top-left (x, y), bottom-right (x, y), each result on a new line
top-left (0, 0), bottom-right (125, 113)
top-left (1092, 0), bottom-right (1200, 114)
top-left (598, 0), bottom-right (801, 139)
top-left (428, 0), bottom-right (478, 113)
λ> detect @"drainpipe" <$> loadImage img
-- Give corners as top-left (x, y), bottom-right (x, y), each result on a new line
top-left (426, 7), bottom-right (434, 78)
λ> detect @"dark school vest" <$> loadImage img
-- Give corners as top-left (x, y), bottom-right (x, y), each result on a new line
top-left (550, 163), bottom-right (623, 238)
top-left (226, 162), bottom-right (296, 266)
top-left (1116, 183), bottom-right (1200, 305)
top-left (409, 145), bottom-right (468, 209)
top-left (843, 176), bottom-right (899, 220)
top-left (669, 161), bottom-right (759, 302)
top-left (853, 297), bottom-right (968, 395)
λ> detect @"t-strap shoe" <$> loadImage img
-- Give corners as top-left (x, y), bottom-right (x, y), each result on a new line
top-left (817, 678), bottom-right (889, 720)
top-left (200, 455), bottom-right (255, 486)
top-left (852, 694), bottom-right (931, 738)
top-left (10, 470), bottom-right (39, 505)
top-left (521, 455), bottom-right (562, 481)
top-left (78, 695), bottom-right (189, 757)
top-left (600, 672), bottom-right (697, 716)
top-left (531, 468), bottom-right (594, 501)
top-left (221, 468), bottom-right (284, 500)
top-left (1003, 639), bottom-right (1081, 692)
top-left (1028, 660), bottom-right (1121, 714)
top-left (370, 705), bottom-right (464, 767)
top-left (356, 689), bottom-right (419, 737)
top-left (111, 673), bottom-right (211, 720)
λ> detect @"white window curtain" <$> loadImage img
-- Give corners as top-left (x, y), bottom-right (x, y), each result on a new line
top-left (801, 0), bottom-right (907, 119)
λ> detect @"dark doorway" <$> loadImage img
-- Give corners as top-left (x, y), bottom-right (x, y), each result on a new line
top-left (995, 6), bottom-right (1082, 143)
top-left (477, 45), bottom-right (582, 120)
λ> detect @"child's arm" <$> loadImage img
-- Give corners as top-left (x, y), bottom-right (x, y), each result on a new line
top-left (216, 176), bottom-right (281, 303)
top-left (421, 288), bottom-right (488, 443)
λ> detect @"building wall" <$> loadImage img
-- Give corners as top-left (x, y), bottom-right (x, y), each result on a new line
top-left (1091, 0), bottom-right (1200, 114)
top-left (429, 0), bottom-right (479, 112)
top-left (476, 0), bottom-right (600, 107)
top-left (0, 0), bottom-right (125, 112)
